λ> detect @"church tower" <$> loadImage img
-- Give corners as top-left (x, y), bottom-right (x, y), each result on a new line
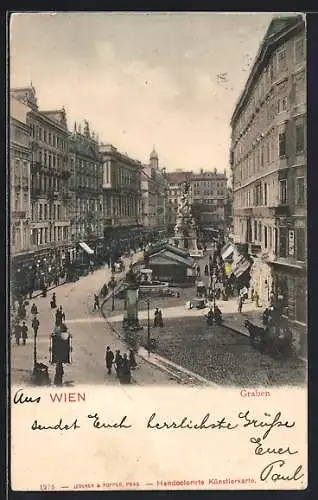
top-left (149, 145), bottom-right (159, 169)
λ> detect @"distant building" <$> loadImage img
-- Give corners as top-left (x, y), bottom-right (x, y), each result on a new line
top-left (69, 121), bottom-right (103, 262)
top-left (100, 143), bottom-right (142, 242)
top-left (166, 170), bottom-right (193, 229)
top-left (141, 147), bottom-right (168, 230)
top-left (190, 168), bottom-right (228, 240)
top-left (230, 15), bottom-right (306, 335)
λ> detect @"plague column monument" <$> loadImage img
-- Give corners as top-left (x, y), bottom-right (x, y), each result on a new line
top-left (174, 181), bottom-right (200, 256)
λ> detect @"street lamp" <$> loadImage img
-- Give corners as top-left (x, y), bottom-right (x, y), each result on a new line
top-left (147, 299), bottom-right (150, 357)
top-left (112, 288), bottom-right (115, 311)
top-left (211, 268), bottom-right (217, 310)
top-left (32, 328), bottom-right (38, 374)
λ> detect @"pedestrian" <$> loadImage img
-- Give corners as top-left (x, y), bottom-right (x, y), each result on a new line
top-left (32, 316), bottom-right (40, 335)
top-left (54, 362), bottom-right (64, 386)
top-left (120, 353), bottom-right (131, 384)
top-left (158, 309), bottom-right (164, 327)
top-left (93, 294), bottom-right (100, 310)
top-left (59, 306), bottom-right (65, 322)
top-left (196, 265), bottom-right (200, 277)
top-left (154, 308), bottom-right (159, 327)
top-left (55, 307), bottom-right (64, 327)
top-left (42, 283), bottom-right (47, 298)
top-left (238, 295), bottom-right (244, 313)
top-left (51, 292), bottom-right (57, 309)
top-left (255, 291), bottom-right (260, 308)
top-left (105, 346), bottom-right (114, 375)
top-left (14, 323), bottom-right (21, 345)
top-left (31, 303), bottom-right (38, 315)
top-left (21, 321), bottom-right (28, 345)
top-left (129, 349), bottom-right (137, 369)
top-left (114, 349), bottom-right (123, 378)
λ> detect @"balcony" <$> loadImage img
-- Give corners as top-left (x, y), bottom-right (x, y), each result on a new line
top-left (61, 169), bottom-right (71, 179)
top-left (12, 210), bottom-right (26, 219)
top-left (274, 205), bottom-right (291, 217)
top-left (31, 187), bottom-right (42, 198)
top-left (47, 189), bottom-right (59, 199)
top-left (31, 161), bottom-right (43, 173)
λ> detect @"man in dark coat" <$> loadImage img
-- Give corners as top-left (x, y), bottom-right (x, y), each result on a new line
top-left (105, 346), bottom-right (114, 375)
top-left (21, 322), bottom-right (28, 345)
top-left (14, 323), bottom-right (21, 345)
top-left (32, 316), bottom-right (40, 335)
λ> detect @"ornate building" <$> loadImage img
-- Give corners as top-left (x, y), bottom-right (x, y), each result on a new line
top-left (10, 96), bottom-right (32, 270)
top-left (141, 147), bottom-right (168, 230)
top-left (166, 170), bottom-right (193, 230)
top-left (69, 121), bottom-right (103, 262)
top-left (100, 143), bottom-right (142, 243)
top-left (230, 15), bottom-right (306, 337)
top-left (11, 86), bottom-right (71, 274)
top-left (190, 168), bottom-right (228, 240)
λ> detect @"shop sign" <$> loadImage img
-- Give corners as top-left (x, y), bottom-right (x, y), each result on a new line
top-left (288, 230), bottom-right (295, 256)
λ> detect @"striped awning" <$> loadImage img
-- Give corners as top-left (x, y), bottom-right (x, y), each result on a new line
top-left (232, 254), bottom-right (251, 278)
top-left (79, 242), bottom-right (94, 255)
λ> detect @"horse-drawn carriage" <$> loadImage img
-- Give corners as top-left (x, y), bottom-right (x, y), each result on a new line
top-left (244, 318), bottom-right (302, 358)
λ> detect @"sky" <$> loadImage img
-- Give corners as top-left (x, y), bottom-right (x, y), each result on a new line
top-left (10, 12), bottom-right (296, 173)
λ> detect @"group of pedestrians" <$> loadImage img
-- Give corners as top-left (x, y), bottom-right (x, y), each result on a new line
top-left (12, 298), bottom-right (40, 345)
top-left (105, 346), bottom-right (137, 384)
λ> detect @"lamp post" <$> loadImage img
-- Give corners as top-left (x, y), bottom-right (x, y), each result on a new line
top-left (212, 269), bottom-right (217, 310)
top-left (147, 299), bottom-right (150, 357)
top-left (33, 328), bottom-right (37, 373)
top-left (112, 288), bottom-right (115, 311)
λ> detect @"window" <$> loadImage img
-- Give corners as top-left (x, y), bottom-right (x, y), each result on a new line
top-left (278, 97), bottom-right (288, 113)
top-left (295, 283), bottom-right (306, 323)
top-left (280, 180), bottom-right (287, 205)
top-left (39, 204), bottom-right (43, 220)
top-left (279, 131), bottom-right (286, 157)
top-left (264, 226), bottom-right (268, 249)
top-left (294, 72), bottom-right (305, 105)
top-left (258, 222), bottom-right (262, 243)
top-left (296, 123), bottom-right (305, 153)
top-left (296, 177), bottom-right (305, 205)
top-left (295, 38), bottom-right (305, 65)
top-left (279, 227), bottom-right (288, 257)
top-left (260, 146), bottom-right (264, 167)
top-left (277, 49), bottom-right (287, 73)
top-left (264, 183), bottom-right (268, 206)
top-left (295, 227), bottom-right (306, 261)
top-left (44, 204), bottom-right (47, 220)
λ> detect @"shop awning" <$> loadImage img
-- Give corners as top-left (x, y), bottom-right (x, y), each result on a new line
top-left (221, 242), bottom-right (234, 261)
top-left (79, 242), bottom-right (94, 255)
top-left (232, 254), bottom-right (251, 278)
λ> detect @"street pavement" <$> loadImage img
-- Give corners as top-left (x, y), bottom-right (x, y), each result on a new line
top-left (10, 254), bottom-right (179, 387)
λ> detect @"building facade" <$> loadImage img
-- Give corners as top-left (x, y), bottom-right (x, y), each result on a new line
top-left (190, 169), bottom-right (228, 237)
top-left (69, 121), bottom-right (103, 261)
top-left (10, 96), bottom-right (32, 266)
top-left (11, 86), bottom-right (71, 277)
top-left (141, 148), bottom-right (168, 229)
top-left (230, 16), bottom-right (306, 335)
top-left (100, 143), bottom-right (142, 238)
top-left (166, 170), bottom-right (193, 230)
